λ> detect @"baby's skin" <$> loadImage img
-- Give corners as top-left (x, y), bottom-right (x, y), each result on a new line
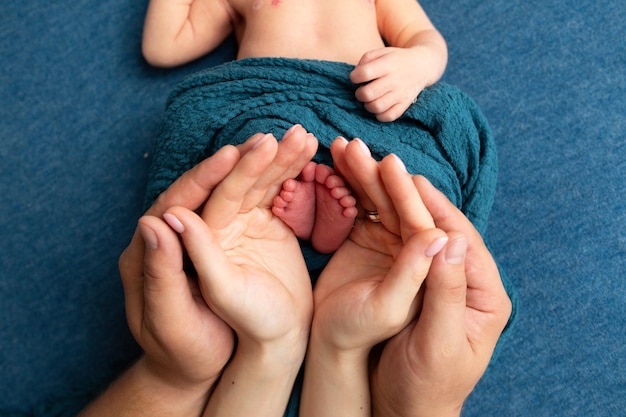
top-left (272, 161), bottom-right (357, 253)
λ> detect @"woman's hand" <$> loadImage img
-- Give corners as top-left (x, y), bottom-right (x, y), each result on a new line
top-left (299, 137), bottom-right (448, 417)
top-left (166, 126), bottom-right (318, 357)
top-left (161, 125), bottom-right (319, 417)
top-left (313, 137), bottom-right (447, 354)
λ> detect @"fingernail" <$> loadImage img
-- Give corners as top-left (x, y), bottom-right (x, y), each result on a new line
top-left (284, 124), bottom-right (300, 137)
top-left (252, 133), bottom-right (272, 150)
top-left (391, 154), bottom-right (407, 172)
top-left (425, 236), bottom-right (449, 258)
top-left (163, 213), bottom-right (185, 234)
top-left (445, 237), bottom-right (468, 265)
top-left (138, 223), bottom-right (158, 250)
top-left (355, 138), bottom-right (371, 157)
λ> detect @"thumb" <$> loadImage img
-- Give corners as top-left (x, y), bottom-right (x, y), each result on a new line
top-left (135, 215), bottom-right (196, 332)
top-left (416, 233), bottom-right (469, 349)
top-left (374, 229), bottom-right (448, 330)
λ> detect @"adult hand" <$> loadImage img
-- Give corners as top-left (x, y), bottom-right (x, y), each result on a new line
top-left (300, 137), bottom-right (448, 417)
top-left (314, 137), bottom-right (447, 353)
top-left (164, 125), bottom-right (317, 354)
top-left (80, 138), bottom-right (249, 416)
top-left (369, 177), bottom-right (513, 417)
top-left (160, 125), bottom-right (318, 417)
top-left (120, 142), bottom-right (245, 389)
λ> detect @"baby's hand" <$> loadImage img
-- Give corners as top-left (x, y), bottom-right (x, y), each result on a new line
top-left (350, 47), bottom-right (431, 122)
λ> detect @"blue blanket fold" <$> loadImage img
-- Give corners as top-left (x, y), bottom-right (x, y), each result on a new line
top-left (145, 57), bottom-right (498, 238)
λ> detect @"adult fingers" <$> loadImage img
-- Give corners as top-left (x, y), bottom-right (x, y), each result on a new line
top-left (412, 176), bottom-right (502, 289)
top-left (201, 133), bottom-right (278, 229)
top-left (145, 144), bottom-right (241, 218)
top-left (122, 215), bottom-right (190, 338)
top-left (331, 137), bottom-right (398, 233)
top-left (342, 139), bottom-right (402, 233)
top-left (162, 206), bottom-right (242, 327)
top-left (414, 233), bottom-right (469, 353)
top-left (330, 137), bottom-right (364, 203)
top-left (414, 176), bottom-right (512, 348)
top-left (241, 125), bottom-right (318, 210)
top-left (120, 143), bottom-right (241, 332)
top-left (373, 228), bottom-right (449, 332)
top-left (118, 230), bottom-right (148, 311)
top-left (412, 176), bottom-right (471, 233)
top-left (379, 154), bottom-right (435, 240)
top-left (118, 231), bottom-right (146, 338)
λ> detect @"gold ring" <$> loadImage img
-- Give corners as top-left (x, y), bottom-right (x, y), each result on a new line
top-left (365, 210), bottom-right (381, 223)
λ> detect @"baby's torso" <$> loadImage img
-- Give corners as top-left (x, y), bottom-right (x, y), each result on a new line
top-left (226, 0), bottom-right (386, 64)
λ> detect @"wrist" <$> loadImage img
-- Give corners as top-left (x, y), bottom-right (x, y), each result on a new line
top-left (237, 326), bottom-right (310, 374)
top-left (299, 332), bottom-right (371, 417)
top-left (203, 339), bottom-right (306, 417)
top-left (138, 356), bottom-right (215, 405)
top-left (308, 324), bottom-right (371, 365)
top-left (306, 326), bottom-right (372, 394)
top-left (406, 30), bottom-right (448, 85)
top-left (309, 310), bottom-right (375, 360)
top-left (371, 369), bottom-right (463, 417)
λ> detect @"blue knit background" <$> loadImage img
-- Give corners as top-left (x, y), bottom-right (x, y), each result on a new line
top-left (1, 0), bottom-right (624, 415)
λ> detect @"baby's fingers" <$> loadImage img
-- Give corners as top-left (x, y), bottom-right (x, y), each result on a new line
top-left (350, 47), bottom-right (392, 84)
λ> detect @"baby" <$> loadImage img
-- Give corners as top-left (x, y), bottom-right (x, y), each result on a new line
top-left (142, 0), bottom-right (447, 252)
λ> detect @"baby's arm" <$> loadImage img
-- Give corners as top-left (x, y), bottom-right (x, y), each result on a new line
top-left (350, 0), bottom-right (448, 121)
top-left (142, 0), bottom-right (235, 67)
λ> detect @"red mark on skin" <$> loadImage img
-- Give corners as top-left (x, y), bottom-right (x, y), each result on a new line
top-left (271, 0), bottom-right (282, 5)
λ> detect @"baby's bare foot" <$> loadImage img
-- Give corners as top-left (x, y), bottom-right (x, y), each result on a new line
top-left (272, 161), bottom-right (317, 239)
top-left (272, 162), bottom-right (357, 253)
top-left (311, 164), bottom-right (358, 253)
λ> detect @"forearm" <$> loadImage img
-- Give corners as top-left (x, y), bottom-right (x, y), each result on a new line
top-left (403, 30), bottom-right (448, 86)
top-left (300, 336), bottom-right (371, 417)
top-left (142, 0), bottom-right (232, 66)
top-left (203, 342), bottom-right (305, 417)
top-left (143, 0), bottom-right (194, 58)
top-left (79, 356), bottom-right (212, 417)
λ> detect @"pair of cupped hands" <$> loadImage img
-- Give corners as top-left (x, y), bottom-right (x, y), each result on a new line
top-left (118, 124), bottom-right (511, 417)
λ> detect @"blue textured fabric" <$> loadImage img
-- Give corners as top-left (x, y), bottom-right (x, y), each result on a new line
top-left (145, 58), bottom-right (498, 236)
top-left (1, 0), bottom-right (624, 415)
